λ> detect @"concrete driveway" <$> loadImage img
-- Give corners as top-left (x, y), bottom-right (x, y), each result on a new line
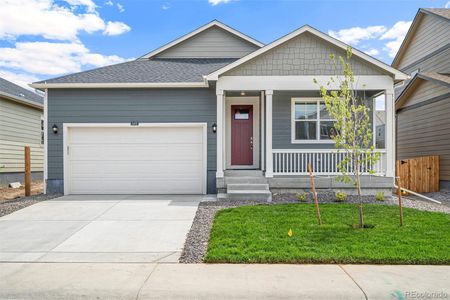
top-left (0, 195), bottom-right (203, 263)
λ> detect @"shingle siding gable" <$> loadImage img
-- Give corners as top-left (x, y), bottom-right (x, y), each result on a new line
top-left (223, 32), bottom-right (387, 76)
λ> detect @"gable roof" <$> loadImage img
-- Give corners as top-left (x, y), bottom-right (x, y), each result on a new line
top-left (139, 20), bottom-right (264, 60)
top-left (395, 72), bottom-right (450, 109)
top-left (0, 77), bottom-right (43, 109)
top-left (30, 58), bottom-right (235, 89)
top-left (391, 8), bottom-right (450, 69)
top-left (205, 25), bottom-right (408, 81)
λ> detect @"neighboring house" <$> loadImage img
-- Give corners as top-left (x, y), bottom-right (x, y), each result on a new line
top-left (31, 20), bottom-right (406, 198)
top-left (0, 77), bottom-right (44, 186)
top-left (393, 8), bottom-right (450, 190)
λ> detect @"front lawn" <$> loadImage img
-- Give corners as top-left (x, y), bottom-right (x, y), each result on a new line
top-left (205, 204), bottom-right (450, 264)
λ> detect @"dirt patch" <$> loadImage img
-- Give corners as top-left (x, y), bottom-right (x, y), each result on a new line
top-left (0, 181), bottom-right (43, 201)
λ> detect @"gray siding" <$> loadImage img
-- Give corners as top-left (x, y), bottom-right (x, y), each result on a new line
top-left (0, 97), bottom-right (43, 173)
top-left (404, 80), bottom-right (448, 107)
top-left (47, 88), bottom-right (217, 193)
top-left (401, 47), bottom-right (450, 74)
top-left (397, 14), bottom-right (450, 70)
top-left (397, 91), bottom-right (450, 181)
top-left (272, 91), bottom-right (375, 149)
top-left (155, 26), bottom-right (259, 59)
top-left (224, 32), bottom-right (387, 76)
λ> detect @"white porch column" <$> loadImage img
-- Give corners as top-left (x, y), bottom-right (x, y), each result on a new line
top-left (385, 90), bottom-right (395, 178)
top-left (265, 90), bottom-right (273, 178)
top-left (216, 90), bottom-right (224, 178)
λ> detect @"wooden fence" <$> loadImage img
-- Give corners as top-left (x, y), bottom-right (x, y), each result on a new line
top-left (396, 156), bottom-right (439, 193)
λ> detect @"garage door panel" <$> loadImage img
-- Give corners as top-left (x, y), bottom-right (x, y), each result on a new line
top-left (66, 125), bottom-right (205, 194)
top-left (70, 144), bottom-right (203, 161)
top-left (70, 179), bottom-right (202, 194)
top-left (70, 127), bottom-right (203, 144)
top-left (70, 162), bottom-right (202, 178)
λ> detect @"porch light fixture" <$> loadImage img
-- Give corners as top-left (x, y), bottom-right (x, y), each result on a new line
top-left (212, 123), bottom-right (217, 133)
top-left (240, 91), bottom-right (246, 96)
top-left (52, 124), bottom-right (58, 134)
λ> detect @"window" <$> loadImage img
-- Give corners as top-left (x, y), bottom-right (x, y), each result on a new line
top-left (234, 108), bottom-right (250, 120)
top-left (291, 98), bottom-right (336, 143)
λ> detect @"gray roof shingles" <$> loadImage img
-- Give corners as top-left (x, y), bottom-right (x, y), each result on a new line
top-left (423, 8), bottom-right (450, 20)
top-left (0, 77), bottom-right (43, 104)
top-left (36, 58), bottom-right (237, 84)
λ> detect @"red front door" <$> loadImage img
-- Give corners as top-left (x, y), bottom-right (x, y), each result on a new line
top-left (231, 105), bottom-right (253, 166)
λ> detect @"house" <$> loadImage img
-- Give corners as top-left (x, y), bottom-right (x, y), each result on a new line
top-left (31, 20), bottom-right (407, 198)
top-left (0, 77), bottom-right (44, 186)
top-left (393, 8), bottom-right (450, 190)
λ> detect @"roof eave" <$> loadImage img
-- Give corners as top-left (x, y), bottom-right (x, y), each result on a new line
top-left (29, 82), bottom-right (210, 90)
top-left (0, 91), bottom-right (43, 109)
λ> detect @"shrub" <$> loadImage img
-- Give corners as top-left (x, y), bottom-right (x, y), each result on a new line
top-left (335, 191), bottom-right (347, 202)
top-left (296, 192), bottom-right (307, 202)
top-left (375, 191), bottom-right (385, 201)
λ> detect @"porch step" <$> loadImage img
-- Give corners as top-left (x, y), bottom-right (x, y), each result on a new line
top-left (224, 170), bottom-right (264, 177)
top-left (226, 189), bottom-right (272, 201)
top-left (227, 184), bottom-right (269, 191)
top-left (225, 177), bottom-right (268, 185)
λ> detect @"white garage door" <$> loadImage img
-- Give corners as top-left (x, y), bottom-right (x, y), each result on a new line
top-left (65, 124), bottom-right (206, 195)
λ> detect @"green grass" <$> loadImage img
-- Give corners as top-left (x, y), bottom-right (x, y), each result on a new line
top-left (205, 204), bottom-right (450, 264)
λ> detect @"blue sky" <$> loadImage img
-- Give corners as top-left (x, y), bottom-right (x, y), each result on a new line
top-left (0, 0), bottom-right (448, 88)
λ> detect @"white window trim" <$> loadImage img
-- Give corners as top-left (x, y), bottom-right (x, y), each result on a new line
top-left (291, 98), bottom-right (336, 144)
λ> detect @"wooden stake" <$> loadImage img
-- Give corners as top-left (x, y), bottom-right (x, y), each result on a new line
top-left (396, 176), bottom-right (403, 226)
top-left (308, 163), bottom-right (322, 225)
top-left (24, 146), bottom-right (31, 197)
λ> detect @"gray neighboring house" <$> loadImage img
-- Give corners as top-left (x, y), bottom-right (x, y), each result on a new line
top-left (0, 77), bottom-right (44, 186)
top-left (31, 20), bottom-right (407, 198)
top-left (393, 8), bottom-right (450, 190)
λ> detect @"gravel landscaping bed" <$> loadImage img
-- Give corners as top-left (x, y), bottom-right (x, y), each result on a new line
top-left (180, 192), bottom-right (449, 263)
top-left (0, 194), bottom-right (62, 217)
top-left (398, 192), bottom-right (450, 214)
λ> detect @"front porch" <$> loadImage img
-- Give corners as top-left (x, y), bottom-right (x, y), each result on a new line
top-left (214, 78), bottom-right (396, 200)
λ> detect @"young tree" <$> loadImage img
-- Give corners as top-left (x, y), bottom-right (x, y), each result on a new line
top-left (314, 47), bottom-right (380, 228)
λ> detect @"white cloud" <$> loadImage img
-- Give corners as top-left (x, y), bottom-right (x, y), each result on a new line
top-left (0, 69), bottom-right (41, 91)
top-left (328, 25), bottom-right (386, 46)
top-left (364, 48), bottom-right (379, 56)
top-left (104, 0), bottom-right (114, 6)
top-left (0, 41), bottom-right (126, 75)
top-left (328, 20), bottom-right (412, 60)
top-left (380, 20), bottom-right (412, 58)
top-left (103, 21), bottom-right (130, 36)
top-left (208, 0), bottom-right (233, 6)
top-left (116, 3), bottom-right (125, 12)
top-left (162, 2), bottom-right (170, 10)
top-left (0, 0), bottom-right (130, 41)
top-left (64, 0), bottom-right (97, 12)
top-left (380, 21), bottom-right (411, 40)
top-left (445, 1), bottom-right (450, 8)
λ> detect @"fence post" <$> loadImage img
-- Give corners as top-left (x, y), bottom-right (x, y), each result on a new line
top-left (396, 176), bottom-right (403, 226)
top-left (24, 146), bottom-right (31, 197)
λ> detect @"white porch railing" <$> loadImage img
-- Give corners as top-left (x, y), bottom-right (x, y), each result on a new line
top-left (272, 149), bottom-right (386, 176)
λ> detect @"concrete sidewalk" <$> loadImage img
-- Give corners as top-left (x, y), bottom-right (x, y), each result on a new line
top-left (0, 263), bottom-right (448, 299)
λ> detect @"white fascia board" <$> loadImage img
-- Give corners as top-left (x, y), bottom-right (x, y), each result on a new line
top-left (30, 82), bottom-right (209, 90)
top-left (217, 75), bottom-right (394, 91)
top-left (0, 91), bottom-right (43, 109)
top-left (206, 25), bottom-right (408, 81)
top-left (139, 20), bottom-right (264, 60)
